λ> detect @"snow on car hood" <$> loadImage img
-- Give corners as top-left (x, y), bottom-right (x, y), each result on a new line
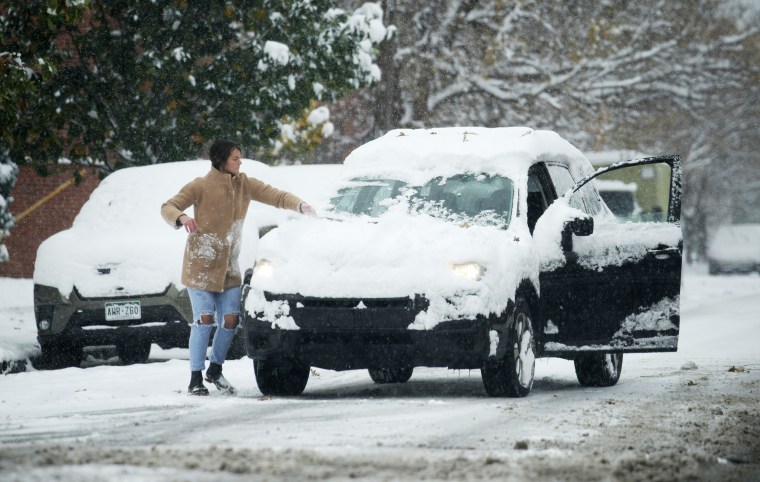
top-left (34, 228), bottom-right (186, 298)
top-left (246, 208), bottom-right (538, 330)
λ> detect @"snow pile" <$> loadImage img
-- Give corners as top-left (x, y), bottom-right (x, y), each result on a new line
top-left (613, 296), bottom-right (680, 348)
top-left (0, 278), bottom-right (38, 364)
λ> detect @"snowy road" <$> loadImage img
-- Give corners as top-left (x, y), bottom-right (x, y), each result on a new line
top-left (1, 266), bottom-right (759, 481)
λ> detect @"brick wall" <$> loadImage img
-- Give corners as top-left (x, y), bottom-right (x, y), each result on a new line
top-left (0, 165), bottom-right (101, 279)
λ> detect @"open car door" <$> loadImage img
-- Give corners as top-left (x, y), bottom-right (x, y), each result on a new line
top-left (541, 155), bottom-right (682, 354)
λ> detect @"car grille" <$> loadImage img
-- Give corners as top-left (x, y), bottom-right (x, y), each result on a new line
top-left (73, 285), bottom-right (171, 301)
top-left (264, 293), bottom-right (429, 311)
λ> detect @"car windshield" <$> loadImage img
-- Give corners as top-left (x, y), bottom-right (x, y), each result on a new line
top-left (330, 174), bottom-right (514, 228)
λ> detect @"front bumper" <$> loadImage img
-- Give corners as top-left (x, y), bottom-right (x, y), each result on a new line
top-left (244, 292), bottom-right (497, 371)
top-left (34, 283), bottom-right (194, 349)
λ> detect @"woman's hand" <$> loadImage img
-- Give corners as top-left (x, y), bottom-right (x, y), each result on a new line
top-left (179, 214), bottom-right (198, 233)
top-left (299, 202), bottom-right (317, 218)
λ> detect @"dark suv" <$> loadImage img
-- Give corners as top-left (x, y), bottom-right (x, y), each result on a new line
top-left (242, 127), bottom-right (683, 397)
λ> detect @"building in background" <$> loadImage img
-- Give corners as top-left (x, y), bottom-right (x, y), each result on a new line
top-left (0, 165), bottom-right (100, 278)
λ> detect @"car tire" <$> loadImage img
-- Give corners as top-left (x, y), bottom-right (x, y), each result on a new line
top-left (32, 342), bottom-right (82, 370)
top-left (116, 340), bottom-right (151, 365)
top-left (481, 297), bottom-right (536, 397)
top-left (708, 261), bottom-right (721, 276)
top-left (368, 367), bottom-right (414, 384)
top-left (574, 352), bottom-right (623, 387)
top-left (254, 359), bottom-right (310, 396)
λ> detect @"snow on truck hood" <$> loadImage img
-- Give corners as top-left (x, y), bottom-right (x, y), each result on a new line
top-left (246, 210), bottom-right (538, 330)
top-left (33, 160), bottom-right (343, 298)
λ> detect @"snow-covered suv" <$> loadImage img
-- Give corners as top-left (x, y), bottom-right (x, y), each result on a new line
top-left (242, 127), bottom-right (683, 397)
top-left (33, 160), bottom-right (341, 369)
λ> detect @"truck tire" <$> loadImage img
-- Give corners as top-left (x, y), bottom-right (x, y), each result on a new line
top-left (33, 342), bottom-right (82, 370)
top-left (574, 352), bottom-right (623, 387)
top-left (254, 359), bottom-right (310, 396)
top-left (481, 296), bottom-right (535, 397)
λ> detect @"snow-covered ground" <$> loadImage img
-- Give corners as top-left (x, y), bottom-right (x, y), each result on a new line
top-left (0, 264), bottom-right (759, 481)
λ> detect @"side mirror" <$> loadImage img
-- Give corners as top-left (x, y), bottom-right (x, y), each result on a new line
top-left (569, 216), bottom-right (593, 236)
top-left (561, 216), bottom-right (594, 251)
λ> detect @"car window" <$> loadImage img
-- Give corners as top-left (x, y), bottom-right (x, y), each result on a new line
top-left (546, 164), bottom-right (586, 213)
top-left (576, 182), bottom-right (603, 216)
top-left (527, 172), bottom-right (550, 234)
top-left (589, 162), bottom-right (673, 222)
top-left (413, 174), bottom-right (513, 227)
top-left (330, 179), bottom-right (407, 216)
top-left (330, 174), bottom-right (514, 228)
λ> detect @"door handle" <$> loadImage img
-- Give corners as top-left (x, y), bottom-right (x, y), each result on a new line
top-left (649, 247), bottom-right (679, 260)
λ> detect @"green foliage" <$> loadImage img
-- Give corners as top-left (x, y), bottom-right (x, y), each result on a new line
top-left (2, 1), bottom-right (385, 171)
top-left (0, 1), bottom-right (90, 258)
top-left (1, 1), bottom-right (90, 174)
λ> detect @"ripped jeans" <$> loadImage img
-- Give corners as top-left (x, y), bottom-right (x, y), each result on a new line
top-left (187, 286), bottom-right (241, 372)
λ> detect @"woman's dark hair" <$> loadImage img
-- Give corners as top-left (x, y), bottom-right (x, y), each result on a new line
top-left (209, 139), bottom-right (240, 170)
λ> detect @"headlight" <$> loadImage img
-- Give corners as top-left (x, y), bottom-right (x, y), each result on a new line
top-left (451, 262), bottom-right (485, 281)
top-left (253, 259), bottom-right (274, 278)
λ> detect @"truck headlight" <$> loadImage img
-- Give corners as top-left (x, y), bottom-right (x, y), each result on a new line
top-left (451, 262), bottom-right (485, 281)
top-left (253, 259), bottom-right (274, 278)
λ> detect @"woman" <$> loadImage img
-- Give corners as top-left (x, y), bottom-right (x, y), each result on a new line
top-left (161, 139), bottom-right (315, 395)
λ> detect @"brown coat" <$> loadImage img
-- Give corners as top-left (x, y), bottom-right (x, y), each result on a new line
top-left (161, 167), bottom-right (302, 292)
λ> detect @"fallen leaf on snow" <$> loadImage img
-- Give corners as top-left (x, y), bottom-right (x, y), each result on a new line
top-left (687, 380), bottom-right (697, 386)
top-left (728, 366), bottom-right (747, 373)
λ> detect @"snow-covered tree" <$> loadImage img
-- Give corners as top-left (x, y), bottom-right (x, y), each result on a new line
top-left (0, 150), bottom-right (18, 264)
top-left (314, 0), bottom-right (759, 261)
top-left (3, 1), bottom-right (389, 170)
top-left (1, 2), bottom-right (90, 175)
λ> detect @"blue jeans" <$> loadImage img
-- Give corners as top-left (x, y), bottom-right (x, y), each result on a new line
top-left (187, 286), bottom-right (241, 372)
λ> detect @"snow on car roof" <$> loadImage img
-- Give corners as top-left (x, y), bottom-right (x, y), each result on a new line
top-left (342, 127), bottom-right (591, 182)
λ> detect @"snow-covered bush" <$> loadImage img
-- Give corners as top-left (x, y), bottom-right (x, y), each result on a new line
top-left (0, 151), bottom-right (19, 264)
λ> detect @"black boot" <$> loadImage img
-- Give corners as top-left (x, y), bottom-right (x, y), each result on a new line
top-left (205, 362), bottom-right (236, 395)
top-left (188, 370), bottom-right (209, 396)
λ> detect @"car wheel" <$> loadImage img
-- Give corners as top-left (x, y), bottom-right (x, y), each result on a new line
top-left (574, 352), bottom-right (623, 387)
top-left (368, 367), bottom-right (414, 384)
top-left (116, 340), bottom-right (152, 365)
top-left (481, 297), bottom-right (535, 397)
top-left (254, 359), bottom-right (310, 396)
top-left (32, 342), bottom-right (82, 370)
top-left (708, 261), bottom-right (721, 275)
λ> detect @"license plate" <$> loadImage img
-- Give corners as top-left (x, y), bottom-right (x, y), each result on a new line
top-left (105, 301), bottom-right (141, 321)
